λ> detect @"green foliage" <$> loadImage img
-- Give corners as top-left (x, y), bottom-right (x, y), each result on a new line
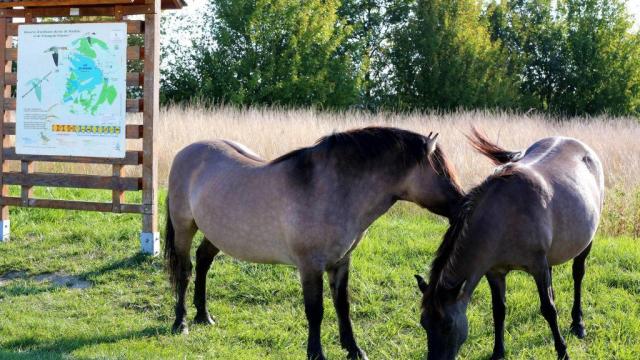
top-left (162, 0), bottom-right (361, 108)
top-left (338, 0), bottom-right (396, 109)
top-left (487, 0), bottom-right (640, 115)
top-left (388, 0), bottom-right (520, 110)
top-left (162, 0), bottom-right (640, 116)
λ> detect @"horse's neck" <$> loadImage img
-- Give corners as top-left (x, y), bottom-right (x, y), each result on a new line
top-left (438, 232), bottom-right (493, 298)
top-left (330, 172), bottom-right (399, 231)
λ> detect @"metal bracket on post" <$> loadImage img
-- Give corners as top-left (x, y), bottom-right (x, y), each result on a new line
top-left (0, 219), bottom-right (9, 242)
top-left (140, 231), bottom-right (159, 255)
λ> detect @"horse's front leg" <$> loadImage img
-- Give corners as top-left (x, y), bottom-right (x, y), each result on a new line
top-left (571, 242), bottom-right (592, 339)
top-left (486, 272), bottom-right (506, 360)
top-left (328, 257), bottom-right (368, 360)
top-left (532, 259), bottom-right (569, 360)
top-left (301, 266), bottom-right (326, 360)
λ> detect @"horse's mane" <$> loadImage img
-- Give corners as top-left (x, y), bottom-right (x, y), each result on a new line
top-left (271, 127), bottom-right (459, 187)
top-left (422, 171), bottom-right (515, 314)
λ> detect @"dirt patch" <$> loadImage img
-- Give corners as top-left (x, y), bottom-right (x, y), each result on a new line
top-left (0, 271), bottom-right (91, 289)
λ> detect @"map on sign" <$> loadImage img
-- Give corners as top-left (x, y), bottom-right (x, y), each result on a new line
top-left (16, 23), bottom-right (127, 158)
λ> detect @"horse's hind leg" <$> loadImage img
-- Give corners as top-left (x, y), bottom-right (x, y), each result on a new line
top-left (193, 238), bottom-right (219, 325)
top-left (486, 272), bottom-right (506, 360)
top-left (170, 224), bottom-right (196, 334)
top-left (532, 258), bottom-right (569, 360)
top-left (571, 242), bottom-right (592, 339)
top-left (328, 257), bottom-right (367, 360)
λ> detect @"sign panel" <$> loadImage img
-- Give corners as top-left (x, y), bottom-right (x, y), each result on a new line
top-left (16, 23), bottom-right (127, 158)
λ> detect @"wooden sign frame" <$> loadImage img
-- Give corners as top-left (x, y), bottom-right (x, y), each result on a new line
top-left (0, 0), bottom-right (181, 255)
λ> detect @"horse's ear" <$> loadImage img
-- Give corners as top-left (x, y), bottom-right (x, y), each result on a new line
top-left (424, 132), bottom-right (439, 155)
top-left (415, 274), bottom-right (428, 293)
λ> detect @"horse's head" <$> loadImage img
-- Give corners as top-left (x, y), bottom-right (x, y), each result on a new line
top-left (415, 275), bottom-right (469, 360)
top-left (398, 133), bottom-right (463, 219)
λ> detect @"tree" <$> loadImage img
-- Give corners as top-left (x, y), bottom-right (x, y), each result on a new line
top-left (388, 0), bottom-right (520, 110)
top-left (487, 0), bottom-right (640, 115)
top-left (557, 0), bottom-right (640, 115)
top-left (161, 0), bottom-right (361, 108)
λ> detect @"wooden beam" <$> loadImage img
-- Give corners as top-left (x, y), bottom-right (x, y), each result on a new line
top-left (112, 164), bottom-right (125, 212)
top-left (3, 148), bottom-right (143, 165)
top-left (7, 20), bottom-right (144, 36)
top-left (0, 5), bottom-right (160, 18)
top-left (19, 160), bottom-right (33, 206)
top-left (0, 196), bottom-right (143, 214)
top-left (3, 172), bottom-right (142, 191)
top-left (0, 1), bottom-right (135, 8)
top-left (0, 0), bottom-right (183, 11)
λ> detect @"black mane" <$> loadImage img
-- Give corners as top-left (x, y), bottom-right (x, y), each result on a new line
top-left (271, 127), bottom-right (457, 186)
top-left (422, 172), bottom-right (514, 314)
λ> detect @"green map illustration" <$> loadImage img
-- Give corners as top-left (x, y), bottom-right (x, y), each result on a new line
top-left (26, 35), bottom-right (119, 115)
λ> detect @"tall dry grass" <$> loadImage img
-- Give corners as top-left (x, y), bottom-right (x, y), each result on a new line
top-left (25, 105), bottom-right (639, 237)
top-left (150, 105), bottom-right (640, 237)
top-left (154, 106), bottom-right (639, 188)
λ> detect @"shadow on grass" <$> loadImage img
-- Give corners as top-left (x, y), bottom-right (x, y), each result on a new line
top-left (80, 253), bottom-right (152, 279)
top-left (0, 325), bottom-right (167, 360)
top-left (0, 254), bottom-right (156, 301)
top-left (0, 282), bottom-right (60, 299)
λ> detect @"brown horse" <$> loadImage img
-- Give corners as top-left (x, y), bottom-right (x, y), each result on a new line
top-left (415, 129), bottom-right (604, 360)
top-left (165, 127), bottom-right (463, 360)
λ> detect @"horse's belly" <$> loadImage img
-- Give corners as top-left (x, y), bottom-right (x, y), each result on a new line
top-left (547, 237), bottom-right (592, 266)
top-left (547, 205), bottom-right (599, 265)
top-left (201, 225), bottom-right (294, 265)
top-left (193, 206), bottom-right (294, 265)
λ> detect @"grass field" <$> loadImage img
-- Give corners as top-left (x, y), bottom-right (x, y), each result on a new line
top-left (0, 189), bottom-right (638, 359)
top-left (0, 107), bottom-right (638, 359)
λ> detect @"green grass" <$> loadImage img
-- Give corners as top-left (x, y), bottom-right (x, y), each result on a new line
top-left (0, 189), bottom-right (639, 359)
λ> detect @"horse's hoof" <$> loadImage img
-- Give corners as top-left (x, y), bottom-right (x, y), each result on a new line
top-left (347, 348), bottom-right (368, 360)
top-left (171, 321), bottom-right (189, 335)
top-left (194, 312), bottom-right (216, 326)
top-left (307, 352), bottom-right (327, 360)
top-left (490, 352), bottom-right (505, 360)
top-left (570, 323), bottom-right (586, 339)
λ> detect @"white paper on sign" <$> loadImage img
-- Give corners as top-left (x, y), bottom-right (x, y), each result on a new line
top-left (16, 23), bottom-right (127, 158)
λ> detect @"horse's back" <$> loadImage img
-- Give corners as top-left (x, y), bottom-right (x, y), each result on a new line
top-left (516, 137), bottom-right (604, 265)
top-left (168, 140), bottom-right (263, 221)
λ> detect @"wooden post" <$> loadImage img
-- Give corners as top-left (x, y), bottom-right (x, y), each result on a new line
top-left (140, 0), bottom-right (160, 255)
top-left (0, 17), bottom-right (10, 242)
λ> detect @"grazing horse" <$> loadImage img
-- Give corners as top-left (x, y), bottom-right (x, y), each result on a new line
top-left (165, 127), bottom-right (463, 360)
top-left (415, 129), bottom-right (604, 360)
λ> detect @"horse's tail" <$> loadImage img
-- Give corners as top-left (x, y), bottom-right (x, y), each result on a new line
top-left (467, 127), bottom-right (523, 165)
top-left (164, 198), bottom-right (179, 295)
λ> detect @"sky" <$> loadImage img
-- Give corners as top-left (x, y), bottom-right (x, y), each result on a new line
top-left (631, 1), bottom-right (640, 29)
top-left (172, 0), bottom-right (640, 30)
